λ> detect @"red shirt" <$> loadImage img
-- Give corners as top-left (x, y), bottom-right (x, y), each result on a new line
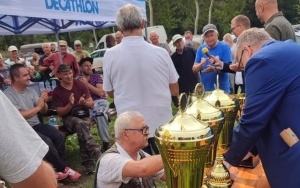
top-left (43, 52), bottom-right (79, 77)
top-left (52, 79), bottom-right (91, 117)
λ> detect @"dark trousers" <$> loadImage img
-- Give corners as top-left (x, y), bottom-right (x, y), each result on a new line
top-left (142, 137), bottom-right (160, 155)
top-left (33, 123), bottom-right (66, 172)
top-left (234, 84), bottom-right (245, 94)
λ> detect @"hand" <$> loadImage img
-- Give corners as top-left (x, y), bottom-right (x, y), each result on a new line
top-left (201, 65), bottom-right (216, 73)
top-left (40, 91), bottom-right (48, 102)
top-left (210, 57), bottom-right (223, 70)
top-left (37, 97), bottom-right (45, 110)
top-left (229, 63), bottom-right (243, 72)
top-left (79, 94), bottom-right (86, 105)
top-left (79, 77), bottom-right (88, 85)
top-left (69, 93), bottom-right (75, 105)
top-left (4, 79), bottom-right (11, 85)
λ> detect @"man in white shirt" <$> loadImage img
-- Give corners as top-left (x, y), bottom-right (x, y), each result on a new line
top-left (96, 111), bottom-right (165, 188)
top-left (103, 4), bottom-right (179, 155)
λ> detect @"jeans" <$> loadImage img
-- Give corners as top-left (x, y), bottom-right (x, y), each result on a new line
top-left (33, 123), bottom-right (66, 172)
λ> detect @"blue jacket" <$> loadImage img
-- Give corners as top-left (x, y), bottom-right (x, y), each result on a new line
top-left (224, 40), bottom-right (300, 188)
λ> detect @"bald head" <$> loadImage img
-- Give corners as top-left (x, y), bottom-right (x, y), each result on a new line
top-left (255, 0), bottom-right (278, 23)
top-left (115, 31), bottom-right (123, 44)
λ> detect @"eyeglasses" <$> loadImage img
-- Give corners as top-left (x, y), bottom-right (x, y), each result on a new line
top-left (230, 25), bottom-right (240, 32)
top-left (125, 126), bottom-right (149, 135)
top-left (237, 50), bottom-right (245, 70)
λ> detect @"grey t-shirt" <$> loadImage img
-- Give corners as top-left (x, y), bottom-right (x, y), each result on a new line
top-left (4, 86), bottom-right (40, 126)
top-left (0, 91), bottom-right (48, 183)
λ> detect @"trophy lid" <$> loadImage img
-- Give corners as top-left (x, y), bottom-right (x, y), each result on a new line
top-left (155, 93), bottom-right (213, 142)
top-left (204, 89), bottom-right (236, 108)
top-left (186, 83), bottom-right (223, 122)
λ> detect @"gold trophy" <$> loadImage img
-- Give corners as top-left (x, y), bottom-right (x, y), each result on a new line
top-left (204, 78), bottom-right (239, 187)
top-left (186, 83), bottom-right (224, 169)
top-left (235, 93), bottom-right (260, 168)
top-left (155, 93), bottom-right (214, 188)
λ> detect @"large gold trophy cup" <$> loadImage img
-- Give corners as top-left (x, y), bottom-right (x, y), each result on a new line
top-left (204, 80), bottom-right (239, 187)
top-left (155, 94), bottom-right (214, 188)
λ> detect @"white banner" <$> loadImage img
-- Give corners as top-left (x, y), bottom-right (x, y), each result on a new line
top-left (0, 0), bottom-right (146, 21)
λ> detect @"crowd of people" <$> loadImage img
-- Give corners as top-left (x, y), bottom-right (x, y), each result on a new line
top-left (1, 0), bottom-right (300, 187)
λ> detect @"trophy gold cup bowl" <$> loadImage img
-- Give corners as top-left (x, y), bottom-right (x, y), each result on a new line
top-left (186, 83), bottom-right (225, 169)
top-left (155, 94), bottom-right (214, 188)
top-left (204, 88), bottom-right (239, 187)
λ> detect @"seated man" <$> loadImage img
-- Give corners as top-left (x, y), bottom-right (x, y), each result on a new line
top-left (4, 64), bottom-right (80, 181)
top-left (52, 64), bottom-right (101, 174)
top-left (78, 57), bottom-right (110, 151)
top-left (96, 111), bottom-right (165, 187)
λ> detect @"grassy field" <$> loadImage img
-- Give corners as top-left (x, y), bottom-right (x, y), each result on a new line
top-left (56, 100), bottom-right (177, 187)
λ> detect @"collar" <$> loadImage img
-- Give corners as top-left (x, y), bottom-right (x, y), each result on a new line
top-left (116, 142), bottom-right (140, 160)
top-left (262, 39), bottom-right (276, 48)
top-left (264, 11), bottom-right (283, 27)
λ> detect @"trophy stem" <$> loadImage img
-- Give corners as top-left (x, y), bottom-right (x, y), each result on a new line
top-left (207, 155), bottom-right (233, 188)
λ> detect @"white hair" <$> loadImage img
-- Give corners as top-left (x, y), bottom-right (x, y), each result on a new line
top-left (114, 111), bottom-right (144, 139)
top-left (116, 4), bottom-right (144, 31)
top-left (236, 28), bottom-right (272, 50)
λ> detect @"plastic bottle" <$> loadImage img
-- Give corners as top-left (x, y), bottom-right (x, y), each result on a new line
top-left (48, 115), bottom-right (57, 127)
top-left (51, 79), bottom-right (57, 90)
top-left (45, 80), bottom-right (51, 91)
top-left (39, 81), bottom-right (45, 92)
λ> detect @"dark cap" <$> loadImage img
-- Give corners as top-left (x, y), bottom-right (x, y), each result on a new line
top-left (79, 57), bottom-right (93, 66)
top-left (202, 24), bottom-right (218, 35)
top-left (57, 64), bottom-right (72, 73)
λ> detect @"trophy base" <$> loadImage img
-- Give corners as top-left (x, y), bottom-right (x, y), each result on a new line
top-left (239, 156), bottom-right (260, 169)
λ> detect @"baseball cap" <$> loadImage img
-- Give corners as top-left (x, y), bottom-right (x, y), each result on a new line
top-left (8, 45), bottom-right (18, 52)
top-left (74, 40), bottom-right (82, 46)
top-left (59, 40), bottom-right (67, 46)
top-left (57, 64), bottom-right (72, 73)
top-left (202, 24), bottom-right (218, 35)
top-left (172, 34), bottom-right (183, 43)
top-left (79, 57), bottom-right (93, 66)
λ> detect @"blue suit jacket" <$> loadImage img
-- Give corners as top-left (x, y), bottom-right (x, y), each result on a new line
top-left (224, 40), bottom-right (300, 188)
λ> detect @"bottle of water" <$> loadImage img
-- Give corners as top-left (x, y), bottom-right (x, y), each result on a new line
top-left (51, 80), bottom-right (57, 90)
top-left (39, 81), bottom-right (45, 92)
top-left (45, 80), bottom-right (51, 91)
top-left (48, 116), bottom-right (57, 127)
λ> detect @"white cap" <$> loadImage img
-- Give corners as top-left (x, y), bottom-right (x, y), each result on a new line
top-left (8, 45), bottom-right (18, 52)
top-left (74, 40), bottom-right (82, 45)
top-left (172, 34), bottom-right (183, 43)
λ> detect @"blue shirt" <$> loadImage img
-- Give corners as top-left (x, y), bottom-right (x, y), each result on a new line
top-left (195, 41), bottom-right (232, 93)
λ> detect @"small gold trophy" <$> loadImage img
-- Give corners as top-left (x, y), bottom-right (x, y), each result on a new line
top-left (204, 77), bottom-right (239, 187)
top-left (155, 93), bottom-right (214, 188)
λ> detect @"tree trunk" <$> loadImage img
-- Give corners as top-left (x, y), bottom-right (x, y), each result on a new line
top-left (208, 0), bottom-right (214, 24)
top-left (148, 0), bottom-right (154, 26)
top-left (194, 0), bottom-right (200, 35)
top-left (93, 29), bottom-right (97, 46)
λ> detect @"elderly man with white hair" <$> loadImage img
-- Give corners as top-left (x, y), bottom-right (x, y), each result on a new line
top-left (103, 4), bottom-right (179, 155)
top-left (95, 111), bottom-right (165, 188)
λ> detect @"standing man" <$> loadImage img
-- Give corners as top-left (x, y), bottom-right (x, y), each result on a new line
top-left (149, 31), bottom-right (171, 55)
top-left (192, 24), bottom-right (232, 93)
top-left (255, 0), bottom-right (295, 41)
top-left (79, 57), bottom-right (110, 152)
top-left (38, 43), bottom-right (53, 81)
top-left (103, 4), bottom-right (179, 155)
top-left (171, 34), bottom-right (199, 107)
top-left (0, 90), bottom-right (57, 188)
top-left (43, 40), bottom-right (80, 77)
top-left (115, 31), bottom-right (123, 44)
top-left (224, 28), bottom-right (300, 188)
top-left (71, 40), bottom-right (90, 63)
top-left (184, 30), bottom-right (200, 50)
top-left (52, 64), bottom-right (101, 174)
top-left (96, 111), bottom-right (165, 187)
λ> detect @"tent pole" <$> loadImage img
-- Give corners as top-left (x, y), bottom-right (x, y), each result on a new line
top-left (55, 33), bottom-right (63, 64)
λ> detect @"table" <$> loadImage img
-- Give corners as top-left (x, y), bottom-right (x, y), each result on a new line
top-left (230, 162), bottom-right (270, 188)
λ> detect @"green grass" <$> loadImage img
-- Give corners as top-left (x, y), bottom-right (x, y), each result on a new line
top-left (57, 99), bottom-right (177, 187)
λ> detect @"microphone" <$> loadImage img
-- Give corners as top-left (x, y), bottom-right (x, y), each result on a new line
top-left (202, 47), bottom-right (211, 58)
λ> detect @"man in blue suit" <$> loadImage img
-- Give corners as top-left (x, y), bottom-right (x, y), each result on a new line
top-left (224, 28), bottom-right (300, 188)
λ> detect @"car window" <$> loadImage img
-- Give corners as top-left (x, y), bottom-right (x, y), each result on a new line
top-left (91, 50), bottom-right (106, 58)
